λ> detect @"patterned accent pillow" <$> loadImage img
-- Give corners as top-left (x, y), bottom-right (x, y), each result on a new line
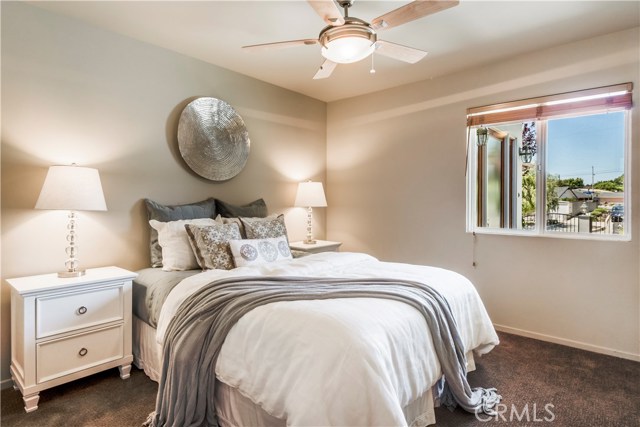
top-left (229, 236), bottom-right (293, 268)
top-left (222, 214), bottom-right (278, 238)
top-left (241, 214), bottom-right (289, 240)
top-left (149, 218), bottom-right (218, 272)
top-left (144, 198), bottom-right (217, 268)
top-left (184, 222), bottom-right (242, 270)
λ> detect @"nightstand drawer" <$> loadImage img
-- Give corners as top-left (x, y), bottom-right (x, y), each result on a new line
top-left (36, 285), bottom-right (124, 338)
top-left (37, 324), bottom-right (124, 383)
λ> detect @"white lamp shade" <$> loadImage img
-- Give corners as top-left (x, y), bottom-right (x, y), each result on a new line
top-left (321, 37), bottom-right (376, 64)
top-left (294, 181), bottom-right (327, 208)
top-left (35, 165), bottom-right (107, 211)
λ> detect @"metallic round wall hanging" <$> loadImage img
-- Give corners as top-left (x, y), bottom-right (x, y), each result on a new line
top-left (177, 97), bottom-right (250, 181)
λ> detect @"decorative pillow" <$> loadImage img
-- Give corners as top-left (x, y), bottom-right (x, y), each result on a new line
top-left (220, 214), bottom-right (276, 238)
top-left (241, 214), bottom-right (289, 240)
top-left (145, 198), bottom-right (217, 267)
top-left (219, 217), bottom-right (244, 236)
top-left (216, 198), bottom-right (268, 218)
top-left (149, 218), bottom-right (217, 272)
top-left (184, 222), bottom-right (242, 270)
top-left (229, 236), bottom-right (293, 268)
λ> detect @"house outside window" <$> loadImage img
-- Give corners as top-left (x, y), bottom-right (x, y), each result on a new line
top-left (466, 83), bottom-right (632, 240)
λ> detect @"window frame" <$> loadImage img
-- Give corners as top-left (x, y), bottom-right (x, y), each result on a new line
top-left (466, 92), bottom-right (632, 242)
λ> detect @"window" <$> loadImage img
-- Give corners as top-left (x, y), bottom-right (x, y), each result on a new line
top-left (466, 83), bottom-right (632, 240)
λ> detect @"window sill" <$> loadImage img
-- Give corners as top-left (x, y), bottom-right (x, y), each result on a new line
top-left (467, 227), bottom-right (631, 242)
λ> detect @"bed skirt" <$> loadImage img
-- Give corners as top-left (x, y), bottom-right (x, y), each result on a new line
top-left (133, 315), bottom-right (459, 427)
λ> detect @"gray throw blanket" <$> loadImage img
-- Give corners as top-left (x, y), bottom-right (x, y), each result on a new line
top-left (145, 276), bottom-right (501, 427)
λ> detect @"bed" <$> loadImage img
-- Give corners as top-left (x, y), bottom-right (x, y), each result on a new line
top-left (132, 251), bottom-right (499, 427)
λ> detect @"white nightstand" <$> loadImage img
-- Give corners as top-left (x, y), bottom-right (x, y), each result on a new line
top-left (6, 266), bottom-right (137, 412)
top-left (289, 240), bottom-right (342, 254)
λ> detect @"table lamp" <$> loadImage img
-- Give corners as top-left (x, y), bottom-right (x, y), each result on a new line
top-left (294, 181), bottom-right (327, 244)
top-left (35, 164), bottom-right (107, 277)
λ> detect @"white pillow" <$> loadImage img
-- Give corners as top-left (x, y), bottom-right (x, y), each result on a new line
top-left (149, 218), bottom-right (217, 271)
top-left (229, 236), bottom-right (293, 268)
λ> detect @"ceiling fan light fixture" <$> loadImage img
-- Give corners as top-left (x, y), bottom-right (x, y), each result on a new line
top-left (319, 22), bottom-right (377, 64)
top-left (321, 37), bottom-right (376, 63)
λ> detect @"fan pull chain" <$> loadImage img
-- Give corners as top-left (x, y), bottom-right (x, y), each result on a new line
top-left (370, 53), bottom-right (376, 74)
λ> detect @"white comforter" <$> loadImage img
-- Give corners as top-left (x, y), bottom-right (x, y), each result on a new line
top-left (157, 252), bottom-right (499, 426)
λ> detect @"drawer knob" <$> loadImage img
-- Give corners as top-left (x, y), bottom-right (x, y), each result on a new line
top-left (79, 348), bottom-right (88, 357)
top-left (77, 306), bottom-right (87, 315)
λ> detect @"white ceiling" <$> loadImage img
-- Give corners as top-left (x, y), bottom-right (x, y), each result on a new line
top-left (31, 1), bottom-right (640, 102)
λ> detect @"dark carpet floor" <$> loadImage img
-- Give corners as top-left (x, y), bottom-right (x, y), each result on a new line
top-left (1, 332), bottom-right (638, 426)
top-left (434, 333), bottom-right (639, 426)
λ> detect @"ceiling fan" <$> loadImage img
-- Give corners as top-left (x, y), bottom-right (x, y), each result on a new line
top-left (242, 0), bottom-right (459, 79)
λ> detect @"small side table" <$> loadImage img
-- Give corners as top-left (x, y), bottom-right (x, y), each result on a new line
top-left (289, 240), bottom-right (342, 254)
top-left (7, 266), bottom-right (137, 412)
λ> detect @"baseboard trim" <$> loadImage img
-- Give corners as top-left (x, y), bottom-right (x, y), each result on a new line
top-left (1, 377), bottom-right (15, 390)
top-left (493, 324), bottom-right (640, 362)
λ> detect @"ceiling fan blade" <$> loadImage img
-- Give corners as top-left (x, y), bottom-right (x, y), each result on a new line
top-left (243, 39), bottom-right (318, 52)
top-left (375, 40), bottom-right (428, 64)
top-left (307, 0), bottom-right (345, 26)
top-left (313, 59), bottom-right (338, 80)
top-left (371, 0), bottom-right (459, 31)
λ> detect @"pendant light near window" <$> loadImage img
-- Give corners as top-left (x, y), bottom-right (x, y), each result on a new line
top-left (476, 126), bottom-right (488, 146)
top-left (519, 146), bottom-right (534, 164)
top-left (519, 122), bottom-right (537, 163)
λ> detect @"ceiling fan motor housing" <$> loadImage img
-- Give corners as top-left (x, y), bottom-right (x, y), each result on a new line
top-left (319, 18), bottom-right (377, 64)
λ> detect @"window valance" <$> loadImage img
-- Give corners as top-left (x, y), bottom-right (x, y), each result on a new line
top-left (466, 83), bottom-right (633, 127)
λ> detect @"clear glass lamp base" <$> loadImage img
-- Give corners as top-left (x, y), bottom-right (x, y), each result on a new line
top-left (57, 269), bottom-right (86, 278)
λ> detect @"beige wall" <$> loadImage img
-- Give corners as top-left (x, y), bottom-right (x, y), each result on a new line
top-left (2, 2), bottom-right (639, 389)
top-left (327, 27), bottom-right (640, 360)
top-left (1, 3), bottom-right (326, 383)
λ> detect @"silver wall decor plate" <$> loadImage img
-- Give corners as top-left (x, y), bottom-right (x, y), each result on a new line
top-left (177, 97), bottom-right (250, 181)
